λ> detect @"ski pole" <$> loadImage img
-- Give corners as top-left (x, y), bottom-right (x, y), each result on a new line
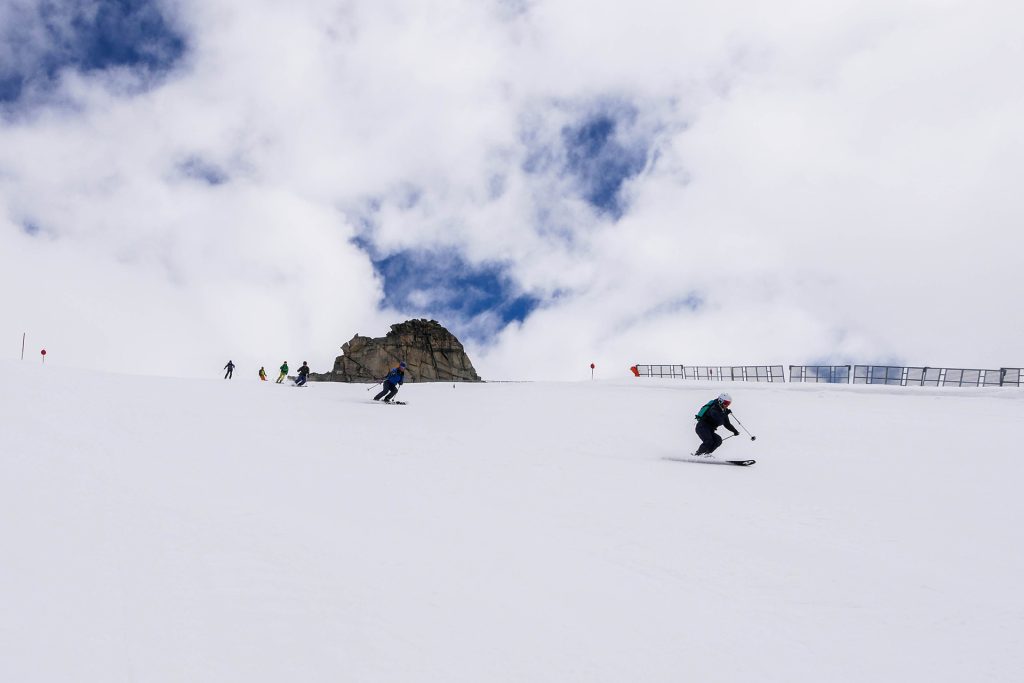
top-left (731, 414), bottom-right (757, 441)
top-left (367, 382), bottom-right (382, 391)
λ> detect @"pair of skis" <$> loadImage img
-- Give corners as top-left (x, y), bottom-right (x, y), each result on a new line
top-left (672, 454), bottom-right (756, 467)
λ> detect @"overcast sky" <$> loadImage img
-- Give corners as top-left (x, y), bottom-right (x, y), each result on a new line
top-left (2, 0), bottom-right (1022, 380)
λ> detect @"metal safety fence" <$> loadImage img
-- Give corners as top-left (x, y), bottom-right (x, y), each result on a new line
top-left (635, 365), bottom-right (786, 382)
top-left (634, 364), bottom-right (1022, 388)
top-left (852, 366), bottom-right (1023, 387)
top-left (789, 365), bottom-right (852, 383)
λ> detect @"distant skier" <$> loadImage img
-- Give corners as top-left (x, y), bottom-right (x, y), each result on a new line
top-left (224, 360), bottom-right (235, 379)
top-left (276, 361), bottom-right (289, 384)
top-left (259, 366), bottom-right (268, 381)
top-left (373, 362), bottom-right (407, 403)
top-left (295, 361), bottom-right (311, 387)
top-left (693, 393), bottom-right (740, 456)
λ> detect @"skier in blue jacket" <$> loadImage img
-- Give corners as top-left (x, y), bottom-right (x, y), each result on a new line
top-left (373, 362), bottom-right (407, 403)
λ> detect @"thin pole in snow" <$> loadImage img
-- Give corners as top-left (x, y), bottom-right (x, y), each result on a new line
top-left (21, 332), bottom-right (25, 361)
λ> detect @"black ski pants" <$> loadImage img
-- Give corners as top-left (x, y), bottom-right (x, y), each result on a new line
top-left (694, 422), bottom-right (722, 455)
top-left (224, 368), bottom-right (233, 379)
top-left (374, 381), bottom-right (399, 402)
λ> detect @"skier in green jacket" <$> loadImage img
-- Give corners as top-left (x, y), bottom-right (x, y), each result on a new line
top-left (276, 361), bottom-right (289, 384)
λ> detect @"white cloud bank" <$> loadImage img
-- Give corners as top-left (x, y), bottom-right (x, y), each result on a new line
top-left (2, 0), bottom-right (1022, 380)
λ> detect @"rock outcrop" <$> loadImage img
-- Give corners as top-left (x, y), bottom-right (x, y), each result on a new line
top-left (310, 319), bottom-right (482, 383)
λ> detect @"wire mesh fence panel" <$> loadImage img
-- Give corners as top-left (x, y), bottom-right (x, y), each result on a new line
top-left (898, 367), bottom-right (948, 386)
top-left (863, 366), bottom-right (905, 385)
top-left (982, 370), bottom-right (1004, 387)
top-left (939, 369), bottom-right (992, 387)
top-left (960, 370), bottom-right (982, 387)
top-left (791, 365), bottom-right (851, 383)
top-left (636, 365), bottom-right (786, 382)
top-left (643, 364), bottom-right (1019, 387)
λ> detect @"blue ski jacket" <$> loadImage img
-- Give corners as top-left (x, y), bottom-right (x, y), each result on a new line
top-left (384, 367), bottom-right (405, 386)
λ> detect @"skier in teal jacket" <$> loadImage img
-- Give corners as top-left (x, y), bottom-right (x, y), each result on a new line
top-left (693, 393), bottom-right (739, 456)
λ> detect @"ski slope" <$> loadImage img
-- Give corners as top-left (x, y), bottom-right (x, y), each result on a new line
top-left (1, 360), bottom-right (1021, 682)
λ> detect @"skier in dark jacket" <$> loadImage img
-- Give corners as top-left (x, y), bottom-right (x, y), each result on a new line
top-left (224, 360), bottom-right (235, 379)
top-left (373, 362), bottom-right (406, 403)
top-left (295, 362), bottom-right (311, 387)
top-left (693, 393), bottom-right (739, 456)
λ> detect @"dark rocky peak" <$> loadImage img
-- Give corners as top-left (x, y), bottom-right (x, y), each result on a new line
top-left (311, 319), bottom-right (482, 383)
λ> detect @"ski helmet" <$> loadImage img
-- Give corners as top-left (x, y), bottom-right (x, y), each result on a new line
top-left (718, 392), bottom-right (732, 404)
top-left (399, 362), bottom-right (407, 368)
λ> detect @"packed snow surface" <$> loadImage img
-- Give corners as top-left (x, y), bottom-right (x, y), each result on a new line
top-left (2, 361), bottom-right (1021, 682)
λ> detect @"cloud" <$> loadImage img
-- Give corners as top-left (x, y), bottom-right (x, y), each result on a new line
top-left (2, 0), bottom-right (1023, 380)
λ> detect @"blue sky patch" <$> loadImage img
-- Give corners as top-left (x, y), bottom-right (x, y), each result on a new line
top-left (355, 240), bottom-right (540, 332)
top-left (521, 101), bottom-right (651, 220)
top-left (0, 0), bottom-right (186, 103)
top-left (561, 108), bottom-right (648, 219)
top-left (0, 75), bottom-right (24, 103)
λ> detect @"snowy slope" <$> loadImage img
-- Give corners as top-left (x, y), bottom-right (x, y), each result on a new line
top-left (1, 360), bottom-right (1021, 682)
